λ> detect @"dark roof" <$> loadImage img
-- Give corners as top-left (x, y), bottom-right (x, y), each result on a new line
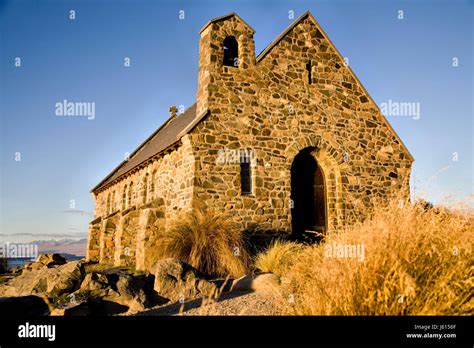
top-left (92, 104), bottom-right (202, 192)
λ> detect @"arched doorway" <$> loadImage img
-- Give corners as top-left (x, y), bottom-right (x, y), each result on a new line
top-left (291, 148), bottom-right (326, 241)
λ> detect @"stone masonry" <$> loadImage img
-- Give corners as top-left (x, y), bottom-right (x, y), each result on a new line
top-left (87, 12), bottom-right (414, 271)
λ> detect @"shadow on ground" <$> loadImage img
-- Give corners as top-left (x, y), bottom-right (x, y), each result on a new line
top-left (133, 290), bottom-right (253, 316)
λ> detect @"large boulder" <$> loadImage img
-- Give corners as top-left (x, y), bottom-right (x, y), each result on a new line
top-left (252, 273), bottom-right (280, 292)
top-left (36, 254), bottom-right (67, 267)
top-left (80, 272), bottom-right (110, 293)
top-left (153, 258), bottom-right (217, 302)
top-left (22, 261), bottom-right (45, 273)
top-left (231, 273), bottom-right (280, 292)
top-left (79, 271), bottom-right (152, 313)
top-left (230, 275), bottom-right (253, 291)
top-left (21, 254), bottom-right (67, 274)
top-left (0, 261), bottom-right (85, 297)
top-left (104, 273), bottom-right (150, 312)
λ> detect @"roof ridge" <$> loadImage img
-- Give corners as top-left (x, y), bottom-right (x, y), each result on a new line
top-left (256, 11), bottom-right (311, 62)
top-left (200, 12), bottom-right (255, 34)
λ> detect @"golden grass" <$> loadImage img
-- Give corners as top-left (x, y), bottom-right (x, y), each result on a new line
top-left (154, 204), bottom-right (250, 278)
top-left (263, 198), bottom-right (473, 315)
top-left (254, 240), bottom-right (303, 276)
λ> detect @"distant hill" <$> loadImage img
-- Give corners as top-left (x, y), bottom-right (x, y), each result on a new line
top-left (32, 238), bottom-right (87, 257)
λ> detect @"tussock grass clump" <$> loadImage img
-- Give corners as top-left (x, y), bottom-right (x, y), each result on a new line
top-left (254, 240), bottom-right (302, 276)
top-left (155, 204), bottom-right (250, 278)
top-left (278, 198), bottom-right (473, 315)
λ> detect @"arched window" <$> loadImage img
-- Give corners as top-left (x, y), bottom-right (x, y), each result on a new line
top-left (128, 182), bottom-right (133, 207)
top-left (143, 174), bottom-right (148, 204)
top-left (110, 191), bottom-right (115, 213)
top-left (150, 169), bottom-right (156, 200)
top-left (105, 193), bottom-right (110, 214)
top-left (223, 36), bottom-right (238, 67)
top-left (122, 184), bottom-right (127, 210)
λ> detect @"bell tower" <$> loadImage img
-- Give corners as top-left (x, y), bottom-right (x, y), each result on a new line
top-left (196, 13), bottom-right (256, 116)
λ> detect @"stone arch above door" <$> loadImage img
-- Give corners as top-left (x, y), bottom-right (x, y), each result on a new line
top-left (285, 135), bottom-right (344, 233)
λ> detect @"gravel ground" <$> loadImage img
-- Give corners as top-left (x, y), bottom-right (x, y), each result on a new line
top-left (132, 290), bottom-right (283, 316)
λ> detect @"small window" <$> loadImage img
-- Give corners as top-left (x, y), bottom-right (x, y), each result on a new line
top-left (122, 185), bottom-right (127, 210)
top-left (240, 153), bottom-right (252, 195)
top-left (110, 191), bottom-right (115, 212)
top-left (143, 174), bottom-right (148, 204)
top-left (128, 182), bottom-right (133, 207)
top-left (150, 170), bottom-right (156, 200)
top-left (306, 60), bottom-right (312, 84)
top-left (223, 36), bottom-right (239, 67)
top-left (106, 193), bottom-right (110, 214)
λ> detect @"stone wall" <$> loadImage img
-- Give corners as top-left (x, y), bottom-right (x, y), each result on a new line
top-left (86, 136), bottom-right (195, 270)
top-left (93, 137), bottom-right (195, 219)
top-left (85, 218), bottom-right (101, 262)
top-left (189, 14), bottom-right (413, 234)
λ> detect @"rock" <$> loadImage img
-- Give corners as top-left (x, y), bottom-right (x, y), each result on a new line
top-left (230, 275), bottom-right (253, 291)
top-left (0, 261), bottom-right (85, 297)
top-left (49, 288), bottom-right (105, 316)
top-left (21, 254), bottom-right (67, 274)
top-left (51, 301), bottom-right (92, 316)
top-left (78, 271), bottom-right (152, 313)
top-left (196, 279), bottom-right (218, 298)
top-left (0, 295), bottom-right (50, 316)
top-left (252, 273), bottom-right (280, 292)
top-left (105, 273), bottom-right (150, 312)
top-left (41, 261), bottom-right (85, 296)
top-left (36, 254), bottom-right (67, 267)
top-left (50, 285), bottom-right (130, 316)
top-left (9, 266), bottom-right (24, 275)
top-left (22, 262), bottom-right (45, 273)
top-left (80, 272), bottom-right (110, 292)
top-left (231, 273), bottom-right (280, 292)
top-left (153, 258), bottom-right (217, 302)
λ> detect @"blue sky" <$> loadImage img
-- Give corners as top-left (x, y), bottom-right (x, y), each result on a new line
top-left (0, 0), bottom-right (472, 241)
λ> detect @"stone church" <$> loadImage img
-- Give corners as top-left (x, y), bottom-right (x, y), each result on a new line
top-left (86, 12), bottom-right (413, 271)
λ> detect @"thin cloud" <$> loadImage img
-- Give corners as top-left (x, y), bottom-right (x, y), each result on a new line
top-left (0, 232), bottom-right (87, 238)
top-left (62, 209), bottom-right (93, 216)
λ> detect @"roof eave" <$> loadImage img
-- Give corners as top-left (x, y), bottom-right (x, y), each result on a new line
top-left (177, 109), bottom-right (210, 138)
top-left (91, 107), bottom-right (210, 194)
top-left (91, 140), bottom-right (182, 194)
top-left (90, 113), bottom-right (177, 193)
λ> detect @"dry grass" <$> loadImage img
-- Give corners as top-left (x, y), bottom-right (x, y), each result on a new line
top-left (254, 240), bottom-right (303, 276)
top-left (155, 204), bottom-right (250, 278)
top-left (263, 198), bottom-right (473, 315)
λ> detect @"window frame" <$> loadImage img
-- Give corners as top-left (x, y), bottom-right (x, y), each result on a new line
top-left (223, 36), bottom-right (239, 68)
top-left (240, 152), bottom-right (252, 195)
